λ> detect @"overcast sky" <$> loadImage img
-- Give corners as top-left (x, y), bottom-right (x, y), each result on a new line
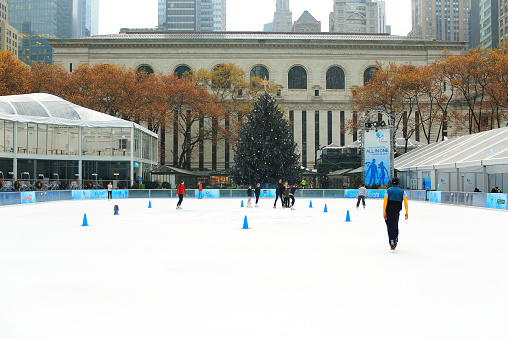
top-left (98, 0), bottom-right (412, 36)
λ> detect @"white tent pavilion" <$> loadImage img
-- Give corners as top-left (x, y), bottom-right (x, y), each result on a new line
top-left (394, 126), bottom-right (508, 192)
top-left (0, 93), bottom-right (158, 185)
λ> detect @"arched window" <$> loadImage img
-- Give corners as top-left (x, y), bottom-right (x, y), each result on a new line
top-left (288, 66), bottom-right (307, 89)
top-left (136, 65), bottom-right (154, 75)
top-left (364, 66), bottom-right (378, 85)
top-left (174, 65), bottom-right (191, 78)
top-left (250, 65), bottom-right (269, 86)
top-left (326, 66), bottom-right (346, 89)
top-left (250, 65), bottom-right (269, 81)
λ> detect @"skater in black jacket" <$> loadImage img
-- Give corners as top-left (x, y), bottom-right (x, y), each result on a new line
top-left (255, 183), bottom-right (261, 207)
top-left (247, 185), bottom-right (253, 208)
top-left (273, 179), bottom-right (284, 208)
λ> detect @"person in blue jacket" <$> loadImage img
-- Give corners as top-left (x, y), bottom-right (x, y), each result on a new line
top-left (289, 184), bottom-right (302, 210)
top-left (382, 177), bottom-right (409, 250)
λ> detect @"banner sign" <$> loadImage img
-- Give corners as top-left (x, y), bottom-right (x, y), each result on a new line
top-left (72, 190), bottom-right (129, 200)
top-left (345, 189), bottom-right (386, 199)
top-left (429, 191), bottom-right (442, 203)
top-left (364, 128), bottom-right (391, 187)
top-left (486, 193), bottom-right (508, 210)
top-left (422, 172), bottom-right (431, 190)
top-left (261, 189), bottom-right (277, 198)
top-left (195, 189), bottom-right (220, 198)
top-left (21, 192), bottom-right (36, 204)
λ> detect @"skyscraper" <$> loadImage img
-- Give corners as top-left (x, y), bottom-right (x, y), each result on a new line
top-left (469, 0), bottom-right (481, 48)
top-left (329, 0), bottom-right (387, 34)
top-left (8, 0), bottom-right (98, 65)
top-left (479, 0), bottom-right (498, 49)
top-left (273, 0), bottom-right (292, 32)
top-left (158, 0), bottom-right (226, 31)
top-left (72, 0), bottom-right (99, 38)
top-left (377, 0), bottom-right (387, 33)
top-left (0, 0), bottom-right (20, 58)
top-left (409, 0), bottom-right (470, 42)
top-left (499, 0), bottom-right (508, 44)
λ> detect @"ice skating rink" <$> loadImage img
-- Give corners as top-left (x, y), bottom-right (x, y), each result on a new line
top-left (1, 197), bottom-right (507, 339)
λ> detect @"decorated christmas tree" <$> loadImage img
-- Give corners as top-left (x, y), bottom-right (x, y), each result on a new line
top-left (231, 92), bottom-right (301, 185)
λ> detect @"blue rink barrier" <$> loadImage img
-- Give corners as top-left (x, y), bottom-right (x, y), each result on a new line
top-left (0, 189), bottom-right (505, 210)
top-left (345, 189), bottom-right (386, 199)
top-left (429, 191), bottom-right (507, 210)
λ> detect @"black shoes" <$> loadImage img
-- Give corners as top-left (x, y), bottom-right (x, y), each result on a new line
top-left (390, 240), bottom-right (397, 250)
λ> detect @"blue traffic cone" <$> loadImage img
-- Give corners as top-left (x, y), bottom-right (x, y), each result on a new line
top-left (242, 215), bottom-right (249, 229)
top-left (241, 200), bottom-right (244, 207)
top-left (82, 213), bottom-right (89, 226)
top-left (309, 200), bottom-right (313, 208)
top-left (324, 204), bottom-right (328, 213)
top-left (345, 210), bottom-right (351, 222)
top-left (148, 201), bottom-right (152, 208)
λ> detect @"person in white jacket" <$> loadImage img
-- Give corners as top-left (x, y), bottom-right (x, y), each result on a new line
top-left (356, 184), bottom-right (367, 209)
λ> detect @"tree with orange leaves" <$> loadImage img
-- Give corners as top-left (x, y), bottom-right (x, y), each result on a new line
top-left (351, 62), bottom-right (420, 152)
top-left (159, 74), bottom-right (225, 169)
top-left (414, 61), bottom-right (459, 143)
top-left (29, 62), bottom-right (70, 98)
top-left (0, 51), bottom-right (31, 96)
top-left (192, 63), bottom-right (274, 169)
top-left (66, 63), bottom-right (126, 118)
top-left (440, 48), bottom-right (491, 134)
top-left (482, 43), bottom-right (508, 128)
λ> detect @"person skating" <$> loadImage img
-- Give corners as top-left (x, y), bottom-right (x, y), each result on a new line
top-left (273, 179), bottom-right (284, 208)
top-left (383, 177), bottom-right (408, 250)
top-left (107, 182), bottom-right (113, 200)
top-left (176, 180), bottom-right (188, 210)
top-left (255, 183), bottom-right (261, 207)
top-left (247, 185), bottom-right (253, 208)
top-left (289, 184), bottom-right (301, 210)
top-left (283, 181), bottom-right (290, 208)
top-left (356, 184), bottom-right (367, 209)
top-left (198, 181), bottom-right (203, 199)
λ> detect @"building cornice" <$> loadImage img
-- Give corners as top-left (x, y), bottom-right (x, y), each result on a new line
top-left (49, 34), bottom-right (466, 52)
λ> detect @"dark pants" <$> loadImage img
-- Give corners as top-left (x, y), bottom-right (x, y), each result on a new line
top-left (274, 192), bottom-right (283, 206)
top-left (385, 213), bottom-right (400, 244)
top-left (255, 195), bottom-right (259, 204)
top-left (108, 191), bottom-right (112, 200)
top-left (177, 194), bottom-right (184, 206)
top-left (356, 195), bottom-right (365, 207)
top-left (290, 195), bottom-right (295, 206)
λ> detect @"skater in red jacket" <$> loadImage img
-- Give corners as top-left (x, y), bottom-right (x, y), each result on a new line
top-left (176, 180), bottom-right (188, 210)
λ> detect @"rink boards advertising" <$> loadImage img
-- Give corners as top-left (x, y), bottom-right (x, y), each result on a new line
top-left (72, 190), bottom-right (129, 200)
top-left (344, 189), bottom-right (386, 199)
top-left (364, 128), bottom-right (391, 187)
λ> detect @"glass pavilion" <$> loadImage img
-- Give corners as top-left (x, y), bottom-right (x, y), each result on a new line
top-left (0, 93), bottom-right (158, 187)
top-left (394, 127), bottom-right (508, 193)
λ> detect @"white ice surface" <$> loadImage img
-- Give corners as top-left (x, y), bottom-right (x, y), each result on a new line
top-left (0, 197), bottom-right (507, 339)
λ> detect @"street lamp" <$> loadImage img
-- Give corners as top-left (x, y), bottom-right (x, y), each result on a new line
top-left (92, 173), bottom-right (98, 188)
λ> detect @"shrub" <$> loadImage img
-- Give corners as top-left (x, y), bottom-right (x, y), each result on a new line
top-left (162, 182), bottom-right (171, 189)
top-left (143, 180), bottom-right (160, 189)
